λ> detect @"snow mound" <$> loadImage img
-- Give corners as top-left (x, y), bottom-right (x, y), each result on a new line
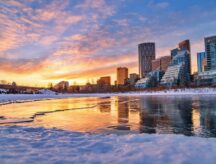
top-left (1, 126), bottom-right (216, 164)
top-left (0, 88), bottom-right (7, 94)
top-left (38, 89), bottom-right (56, 95)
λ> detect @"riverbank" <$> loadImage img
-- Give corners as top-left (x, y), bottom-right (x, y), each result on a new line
top-left (1, 88), bottom-right (216, 105)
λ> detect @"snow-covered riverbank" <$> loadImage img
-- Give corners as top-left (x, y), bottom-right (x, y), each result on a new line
top-left (0, 88), bottom-right (216, 104)
top-left (0, 126), bottom-right (216, 164)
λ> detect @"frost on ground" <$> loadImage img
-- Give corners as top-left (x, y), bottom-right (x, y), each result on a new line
top-left (1, 88), bottom-right (216, 104)
top-left (0, 126), bottom-right (216, 164)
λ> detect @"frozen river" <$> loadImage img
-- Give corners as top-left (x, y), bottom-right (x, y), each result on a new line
top-left (1, 95), bottom-right (216, 137)
top-left (1, 95), bottom-right (216, 163)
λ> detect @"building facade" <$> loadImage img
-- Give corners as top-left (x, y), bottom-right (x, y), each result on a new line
top-left (161, 56), bottom-right (171, 72)
top-left (196, 70), bottom-right (216, 86)
top-left (160, 64), bottom-right (185, 87)
top-left (135, 70), bottom-right (164, 89)
top-left (178, 40), bottom-right (191, 75)
top-left (178, 40), bottom-right (191, 52)
top-left (129, 73), bottom-right (139, 86)
top-left (152, 59), bottom-right (161, 71)
top-left (117, 67), bottom-right (128, 85)
top-left (97, 76), bottom-right (111, 85)
top-left (195, 36), bottom-right (216, 86)
top-left (160, 50), bottom-right (190, 86)
top-left (197, 52), bottom-right (207, 73)
top-left (202, 57), bottom-right (207, 72)
top-left (138, 43), bottom-right (155, 78)
top-left (152, 56), bottom-right (171, 72)
top-left (205, 36), bottom-right (216, 71)
top-left (171, 48), bottom-right (179, 59)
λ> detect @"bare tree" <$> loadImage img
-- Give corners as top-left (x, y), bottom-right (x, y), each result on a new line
top-left (48, 82), bottom-right (53, 89)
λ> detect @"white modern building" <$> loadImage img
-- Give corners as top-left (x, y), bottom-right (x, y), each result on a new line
top-left (196, 70), bottom-right (216, 85)
top-left (160, 50), bottom-right (190, 86)
top-left (135, 70), bottom-right (163, 89)
top-left (160, 64), bottom-right (184, 86)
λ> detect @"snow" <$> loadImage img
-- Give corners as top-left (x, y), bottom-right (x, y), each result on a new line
top-left (1, 89), bottom-right (216, 163)
top-left (0, 126), bottom-right (216, 164)
top-left (0, 88), bottom-right (7, 93)
top-left (0, 88), bottom-right (216, 105)
top-left (38, 89), bottom-right (56, 95)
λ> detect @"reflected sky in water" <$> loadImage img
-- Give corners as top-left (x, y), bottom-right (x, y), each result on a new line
top-left (1, 96), bottom-right (216, 137)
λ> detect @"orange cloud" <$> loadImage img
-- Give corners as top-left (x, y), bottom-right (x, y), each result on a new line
top-left (0, 57), bottom-right (47, 74)
top-left (44, 61), bottom-right (137, 80)
top-left (1, 0), bottom-right (212, 87)
top-left (43, 52), bottom-right (138, 81)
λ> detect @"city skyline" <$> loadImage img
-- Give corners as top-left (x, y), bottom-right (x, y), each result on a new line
top-left (1, 0), bottom-right (216, 86)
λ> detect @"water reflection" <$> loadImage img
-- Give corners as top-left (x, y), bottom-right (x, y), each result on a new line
top-left (1, 96), bottom-right (216, 137)
top-left (117, 97), bottom-right (129, 124)
top-left (138, 96), bottom-right (216, 137)
top-left (139, 97), bottom-right (193, 135)
top-left (199, 98), bottom-right (216, 137)
top-left (98, 101), bottom-right (111, 113)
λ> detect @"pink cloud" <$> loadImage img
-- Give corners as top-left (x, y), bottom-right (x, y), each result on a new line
top-left (113, 19), bottom-right (129, 26)
top-left (76, 0), bottom-right (115, 18)
top-left (0, 57), bottom-right (47, 74)
top-left (76, 0), bottom-right (107, 9)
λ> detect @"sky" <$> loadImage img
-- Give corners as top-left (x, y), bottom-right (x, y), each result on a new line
top-left (0, 0), bottom-right (216, 86)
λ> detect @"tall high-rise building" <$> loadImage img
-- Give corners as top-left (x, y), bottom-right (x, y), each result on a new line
top-left (205, 36), bottom-right (216, 71)
top-left (178, 40), bottom-right (191, 75)
top-left (178, 40), bottom-right (191, 52)
top-left (138, 42), bottom-right (155, 78)
top-left (197, 52), bottom-right (207, 73)
top-left (117, 67), bottom-right (128, 85)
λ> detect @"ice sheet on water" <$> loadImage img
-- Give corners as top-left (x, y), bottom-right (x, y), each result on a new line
top-left (0, 106), bottom-right (95, 125)
top-left (0, 97), bottom-right (132, 126)
top-left (0, 118), bottom-right (33, 124)
top-left (1, 126), bottom-right (216, 164)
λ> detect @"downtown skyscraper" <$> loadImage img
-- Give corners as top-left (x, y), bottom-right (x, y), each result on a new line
top-left (117, 67), bottom-right (128, 85)
top-left (197, 52), bottom-right (207, 73)
top-left (138, 43), bottom-right (155, 78)
top-left (178, 40), bottom-right (191, 75)
top-left (205, 36), bottom-right (216, 71)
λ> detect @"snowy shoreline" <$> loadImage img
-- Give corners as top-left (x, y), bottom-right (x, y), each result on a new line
top-left (0, 126), bottom-right (216, 164)
top-left (1, 88), bottom-right (216, 104)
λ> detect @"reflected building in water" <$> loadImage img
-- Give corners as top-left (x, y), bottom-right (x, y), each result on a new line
top-left (138, 95), bottom-right (216, 137)
top-left (98, 96), bottom-right (216, 137)
top-left (198, 97), bottom-right (216, 137)
top-left (139, 96), bottom-right (194, 135)
top-left (139, 97), bottom-right (171, 134)
top-left (70, 96), bottom-right (216, 137)
top-left (116, 97), bottom-right (129, 124)
top-left (98, 100), bottom-right (111, 113)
